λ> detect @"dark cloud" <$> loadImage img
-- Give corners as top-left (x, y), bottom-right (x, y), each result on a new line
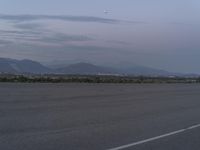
top-left (0, 14), bottom-right (121, 24)
top-left (0, 29), bottom-right (40, 35)
top-left (0, 14), bottom-right (124, 44)
top-left (0, 16), bottom-right (93, 44)
top-left (106, 40), bottom-right (131, 45)
top-left (0, 29), bottom-right (93, 44)
top-left (0, 29), bottom-right (41, 42)
top-left (0, 39), bottom-right (13, 45)
top-left (11, 22), bottom-right (93, 43)
top-left (0, 14), bottom-right (147, 24)
top-left (14, 23), bottom-right (43, 30)
top-left (37, 33), bottom-right (93, 43)
top-left (0, 14), bottom-right (146, 45)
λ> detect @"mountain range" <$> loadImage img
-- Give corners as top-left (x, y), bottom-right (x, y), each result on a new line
top-left (0, 57), bottom-right (182, 76)
top-left (0, 58), bottom-right (51, 74)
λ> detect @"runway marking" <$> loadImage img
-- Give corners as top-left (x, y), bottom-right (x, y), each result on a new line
top-left (108, 123), bottom-right (200, 150)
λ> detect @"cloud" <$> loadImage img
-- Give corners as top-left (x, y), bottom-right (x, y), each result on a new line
top-left (0, 29), bottom-right (41, 42)
top-left (0, 14), bottom-right (121, 24)
top-left (0, 39), bottom-right (13, 45)
top-left (0, 14), bottom-right (146, 45)
top-left (106, 40), bottom-right (130, 45)
top-left (0, 16), bottom-right (94, 45)
top-left (168, 22), bottom-right (193, 26)
top-left (0, 18), bottom-right (93, 44)
top-left (34, 33), bottom-right (93, 43)
top-left (14, 23), bottom-right (43, 30)
top-left (0, 14), bottom-right (146, 51)
top-left (0, 28), bottom-right (93, 45)
top-left (0, 14), bottom-right (147, 24)
top-left (0, 29), bottom-right (40, 35)
top-left (0, 43), bottom-right (127, 59)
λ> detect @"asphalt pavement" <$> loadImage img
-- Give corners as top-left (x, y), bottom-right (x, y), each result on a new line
top-left (0, 83), bottom-right (200, 150)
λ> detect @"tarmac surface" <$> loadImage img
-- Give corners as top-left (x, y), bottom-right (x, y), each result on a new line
top-left (0, 83), bottom-right (200, 150)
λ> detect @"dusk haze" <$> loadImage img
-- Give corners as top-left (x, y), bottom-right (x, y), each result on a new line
top-left (1, 1), bottom-right (200, 150)
top-left (0, 0), bottom-right (200, 73)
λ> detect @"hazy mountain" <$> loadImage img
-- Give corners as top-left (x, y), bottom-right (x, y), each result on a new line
top-left (0, 57), bottom-right (183, 76)
top-left (56, 62), bottom-right (119, 75)
top-left (55, 62), bottom-right (179, 76)
top-left (0, 58), bottom-right (52, 74)
top-left (120, 65), bottom-right (173, 76)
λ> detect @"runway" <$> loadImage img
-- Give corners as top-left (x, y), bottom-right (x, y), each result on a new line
top-left (0, 83), bottom-right (200, 150)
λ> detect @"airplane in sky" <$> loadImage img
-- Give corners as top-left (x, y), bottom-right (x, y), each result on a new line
top-left (104, 10), bottom-right (109, 14)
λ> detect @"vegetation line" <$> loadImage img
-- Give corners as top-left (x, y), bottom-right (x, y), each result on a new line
top-left (0, 74), bottom-right (200, 83)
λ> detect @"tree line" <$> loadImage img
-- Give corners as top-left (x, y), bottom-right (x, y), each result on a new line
top-left (0, 75), bottom-right (200, 83)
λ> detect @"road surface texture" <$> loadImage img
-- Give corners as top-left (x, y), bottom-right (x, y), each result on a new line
top-left (0, 83), bottom-right (200, 150)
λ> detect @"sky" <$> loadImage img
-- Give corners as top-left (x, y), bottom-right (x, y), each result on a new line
top-left (0, 0), bottom-right (200, 73)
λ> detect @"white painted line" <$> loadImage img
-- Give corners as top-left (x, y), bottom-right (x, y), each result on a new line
top-left (108, 123), bottom-right (200, 150)
top-left (187, 124), bottom-right (200, 130)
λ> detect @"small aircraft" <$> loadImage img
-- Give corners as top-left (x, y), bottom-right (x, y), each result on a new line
top-left (104, 10), bottom-right (109, 14)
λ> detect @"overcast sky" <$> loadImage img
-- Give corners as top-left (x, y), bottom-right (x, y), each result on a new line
top-left (0, 0), bottom-right (200, 73)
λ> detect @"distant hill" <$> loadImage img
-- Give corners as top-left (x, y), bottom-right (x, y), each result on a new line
top-left (56, 62), bottom-right (119, 75)
top-left (120, 65), bottom-right (173, 76)
top-left (0, 57), bottom-right (184, 76)
top-left (55, 62), bottom-right (173, 76)
top-left (0, 58), bottom-right (52, 74)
